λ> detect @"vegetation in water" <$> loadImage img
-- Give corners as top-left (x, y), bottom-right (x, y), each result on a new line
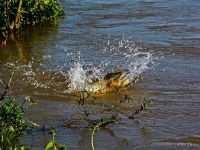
top-left (0, 65), bottom-right (151, 150)
top-left (91, 114), bottom-right (118, 150)
top-left (0, 0), bottom-right (64, 46)
top-left (0, 97), bottom-right (29, 149)
top-left (65, 92), bottom-right (151, 150)
top-left (0, 68), bottom-right (29, 149)
top-left (0, 68), bottom-right (151, 150)
top-left (45, 126), bottom-right (68, 150)
top-left (0, 67), bottom-right (68, 149)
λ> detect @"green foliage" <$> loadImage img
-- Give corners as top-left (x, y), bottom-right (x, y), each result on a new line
top-left (21, 0), bottom-right (64, 25)
top-left (0, 0), bottom-right (64, 34)
top-left (0, 67), bottom-right (30, 149)
top-left (0, 97), bottom-right (28, 149)
top-left (45, 126), bottom-right (68, 150)
top-left (91, 114), bottom-right (118, 150)
top-left (0, 68), bottom-right (68, 149)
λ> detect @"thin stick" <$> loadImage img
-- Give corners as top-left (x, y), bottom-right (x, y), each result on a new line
top-left (0, 65), bottom-right (15, 101)
top-left (8, 65), bottom-right (15, 87)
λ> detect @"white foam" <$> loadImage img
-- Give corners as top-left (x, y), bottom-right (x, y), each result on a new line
top-left (67, 38), bottom-right (153, 92)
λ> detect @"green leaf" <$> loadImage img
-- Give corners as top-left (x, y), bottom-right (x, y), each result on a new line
top-left (45, 141), bottom-right (55, 150)
top-left (58, 144), bottom-right (68, 150)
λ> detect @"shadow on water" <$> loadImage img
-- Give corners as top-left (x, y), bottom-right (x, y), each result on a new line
top-left (0, 23), bottom-right (60, 66)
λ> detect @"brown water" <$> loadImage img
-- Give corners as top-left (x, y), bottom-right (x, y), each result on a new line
top-left (0, 0), bottom-right (200, 149)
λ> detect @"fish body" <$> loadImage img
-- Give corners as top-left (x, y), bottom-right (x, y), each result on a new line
top-left (86, 71), bottom-right (130, 93)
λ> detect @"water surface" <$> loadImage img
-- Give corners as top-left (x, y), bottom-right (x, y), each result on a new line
top-left (0, 0), bottom-right (200, 149)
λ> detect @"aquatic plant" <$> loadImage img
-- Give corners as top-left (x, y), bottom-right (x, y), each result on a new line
top-left (64, 90), bottom-right (151, 150)
top-left (91, 114), bottom-right (118, 150)
top-left (128, 97), bottom-right (151, 119)
top-left (45, 126), bottom-right (68, 150)
top-left (0, 68), bottom-right (29, 149)
top-left (0, 66), bottom-right (69, 149)
top-left (0, 97), bottom-right (29, 149)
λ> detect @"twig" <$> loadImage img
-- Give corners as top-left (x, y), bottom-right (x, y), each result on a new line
top-left (128, 98), bottom-right (151, 119)
top-left (0, 65), bottom-right (15, 101)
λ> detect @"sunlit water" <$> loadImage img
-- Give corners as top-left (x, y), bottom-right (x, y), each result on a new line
top-left (0, 0), bottom-right (200, 149)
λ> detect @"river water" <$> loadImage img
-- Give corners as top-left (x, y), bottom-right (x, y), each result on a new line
top-left (0, 0), bottom-right (200, 149)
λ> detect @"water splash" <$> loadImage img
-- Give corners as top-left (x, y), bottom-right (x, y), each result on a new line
top-left (67, 61), bottom-right (88, 92)
top-left (67, 38), bottom-right (153, 92)
top-left (67, 60), bottom-right (103, 93)
top-left (3, 37), bottom-right (153, 94)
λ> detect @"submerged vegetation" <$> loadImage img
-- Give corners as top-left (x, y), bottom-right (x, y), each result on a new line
top-left (0, 0), bottom-right (64, 46)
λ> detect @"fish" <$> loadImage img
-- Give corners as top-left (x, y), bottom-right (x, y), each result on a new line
top-left (85, 71), bottom-right (131, 93)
